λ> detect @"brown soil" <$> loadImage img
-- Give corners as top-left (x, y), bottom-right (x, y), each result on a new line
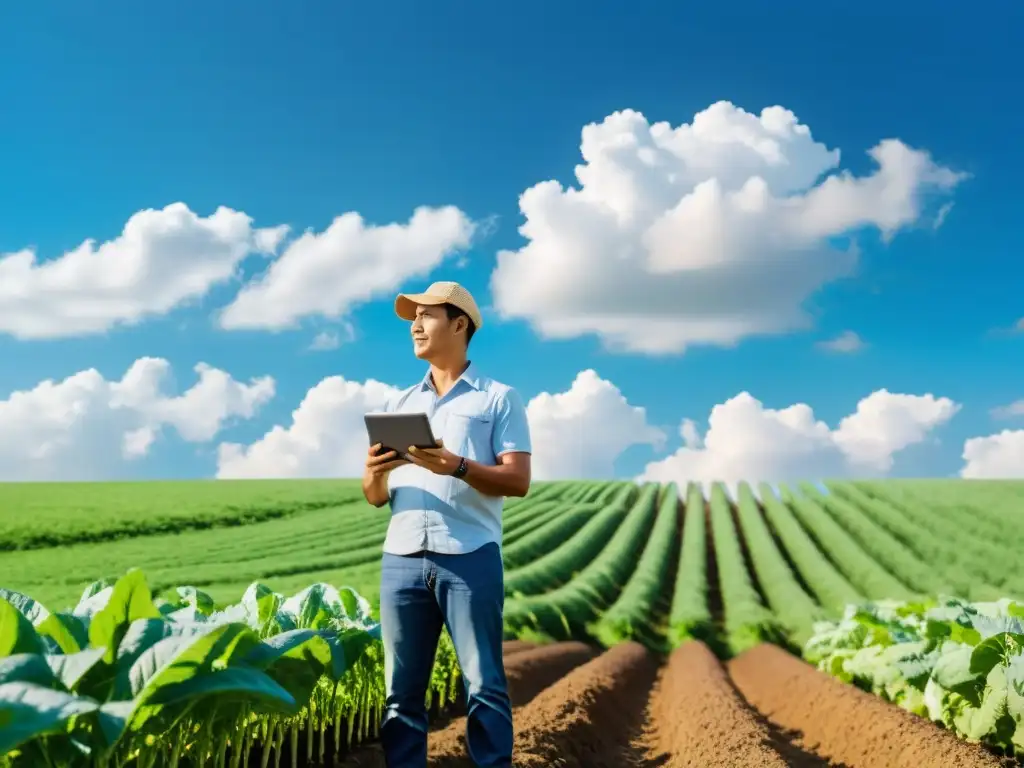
top-left (641, 640), bottom-right (824, 767)
top-left (501, 640), bottom-right (598, 705)
top-left (508, 641), bottom-right (659, 767)
top-left (345, 641), bottom-right (597, 767)
top-left (500, 639), bottom-right (539, 657)
top-left (427, 641), bottom-right (600, 766)
top-left (728, 643), bottom-right (1008, 768)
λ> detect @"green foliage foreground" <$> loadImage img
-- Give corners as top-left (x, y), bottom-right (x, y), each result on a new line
top-left (805, 596), bottom-right (1024, 758)
top-left (0, 569), bottom-right (461, 767)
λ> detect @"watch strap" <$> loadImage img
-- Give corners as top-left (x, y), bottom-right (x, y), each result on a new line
top-left (452, 456), bottom-right (468, 478)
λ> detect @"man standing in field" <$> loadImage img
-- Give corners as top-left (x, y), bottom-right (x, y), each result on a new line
top-left (361, 281), bottom-right (532, 768)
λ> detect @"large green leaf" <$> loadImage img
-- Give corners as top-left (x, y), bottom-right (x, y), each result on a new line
top-left (0, 682), bottom-right (99, 753)
top-left (117, 619), bottom-right (173, 670)
top-left (124, 623), bottom-right (260, 733)
top-left (93, 700), bottom-right (135, 749)
top-left (971, 615), bottom-right (1024, 641)
top-left (932, 644), bottom-right (981, 703)
top-left (88, 570), bottom-right (162, 664)
top-left (175, 586), bottom-right (215, 616)
top-left (46, 647), bottom-right (108, 692)
top-left (37, 613), bottom-right (89, 655)
top-left (0, 655), bottom-right (56, 687)
top-left (0, 599), bottom-right (45, 656)
top-left (147, 666), bottom-right (296, 711)
top-left (1005, 654), bottom-right (1024, 727)
top-left (338, 586), bottom-right (373, 624)
top-left (951, 664), bottom-right (1015, 747)
top-left (969, 632), bottom-right (1024, 678)
top-left (0, 589), bottom-right (50, 626)
top-left (242, 629), bottom-right (336, 701)
top-left (73, 582), bottom-right (114, 619)
top-left (281, 584), bottom-right (345, 630)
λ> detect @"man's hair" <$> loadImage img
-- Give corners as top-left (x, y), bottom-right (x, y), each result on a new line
top-left (442, 302), bottom-right (476, 346)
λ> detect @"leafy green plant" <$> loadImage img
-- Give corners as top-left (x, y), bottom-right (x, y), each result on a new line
top-left (805, 596), bottom-right (1024, 758)
top-left (0, 569), bottom-right (461, 767)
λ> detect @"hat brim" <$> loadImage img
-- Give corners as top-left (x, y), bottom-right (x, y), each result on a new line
top-left (394, 292), bottom-right (444, 322)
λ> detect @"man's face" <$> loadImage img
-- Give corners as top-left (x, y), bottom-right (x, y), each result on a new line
top-left (411, 305), bottom-right (459, 359)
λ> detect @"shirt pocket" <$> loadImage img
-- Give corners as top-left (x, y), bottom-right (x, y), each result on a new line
top-left (444, 412), bottom-right (492, 461)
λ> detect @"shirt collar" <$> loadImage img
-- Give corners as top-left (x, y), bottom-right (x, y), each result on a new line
top-left (420, 361), bottom-right (481, 392)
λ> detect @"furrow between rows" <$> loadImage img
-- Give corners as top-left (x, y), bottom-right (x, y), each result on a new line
top-left (641, 640), bottom-right (824, 767)
top-left (728, 643), bottom-right (1008, 768)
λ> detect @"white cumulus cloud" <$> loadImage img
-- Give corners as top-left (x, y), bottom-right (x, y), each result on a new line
top-left (525, 369), bottom-right (664, 480)
top-left (215, 368), bottom-right (663, 481)
top-left (216, 376), bottom-right (400, 479)
top-left (990, 399), bottom-right (1024, 419)
top-left (0, 358), bottom-right (274, 480)
top-left (0, 203), bottom-right (286, 340)
top-left (490, 100), bottom-right (966, 354)
top-left (816, 330), bottom-right (865, 353)
top-left (219, 206), bottom-right (476, 330)
top-left (961, 430), bottom-right (1024, 478)
top-left (639, 389), bottom-right (960, 485)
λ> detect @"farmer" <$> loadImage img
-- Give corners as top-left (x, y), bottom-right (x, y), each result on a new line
top-left (361, 280), bottom-right (532, 767)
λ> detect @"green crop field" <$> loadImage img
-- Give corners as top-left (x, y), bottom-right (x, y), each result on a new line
top-left (2, 478), bottom-right (1023, 766)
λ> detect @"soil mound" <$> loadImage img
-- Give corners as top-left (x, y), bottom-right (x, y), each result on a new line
top-left (728, 643), bottom-right (1007, 768)
top-left (643, 640), bottom-right (819, 766)
top-left (428, 640), bottom-right (600, 765)
top-left (507, 641), bottom-right (659, 768)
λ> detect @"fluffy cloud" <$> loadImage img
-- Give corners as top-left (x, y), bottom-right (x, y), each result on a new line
top-left (524, 370), bottom-right (664, 480)
top-left (218, 206), bottom-right (475, 330)
top-left (216, 376), bottom-right (400, 479)
top-left (0, 203), bottom-right (287, 340)
top-left (490, 100), bottom-right (966, 354)
top-left (216, 369), bottom-right (663, 481)
top-left (308, 322), bottom-right (356, 352)
top-left (961, 430), bottom-right (1024, 478)
top-left (639, 389), bottom-right (960, 485)
top-left (991, 399), bottom-right (1024, 419)
top-left (816, 330), bottom-right (865, 353)
top-left (0, 202), bottom-right (473, 340)
top-left (0, 358), bottom-right (274, 480)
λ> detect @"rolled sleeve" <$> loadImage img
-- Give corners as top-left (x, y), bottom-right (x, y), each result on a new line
top-left (492, 388), bottom-right (532, 456)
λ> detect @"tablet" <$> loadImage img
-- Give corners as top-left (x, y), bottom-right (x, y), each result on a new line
top-left (364, 412), bottom-right (439, 460)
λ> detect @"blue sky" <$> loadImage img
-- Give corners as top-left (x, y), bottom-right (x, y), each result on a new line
top-left (0, 1), bottom-right (1021, 482)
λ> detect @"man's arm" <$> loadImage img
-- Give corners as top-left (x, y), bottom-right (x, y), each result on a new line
top-left (405, 387), bottom-right (533, 497)
top-left (362, 463), bottom-right (391, 507)
top-left (460, 451), bottom-right (531, 497)
top-left (461, 386), bottom-right (531, 497)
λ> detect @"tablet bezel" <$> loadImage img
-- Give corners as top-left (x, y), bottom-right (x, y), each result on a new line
top-left (364, 412), bottom-right (439, 460)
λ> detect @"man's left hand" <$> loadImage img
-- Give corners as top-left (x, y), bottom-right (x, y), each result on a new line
top-left (406, 439), bottom-right (462, 476)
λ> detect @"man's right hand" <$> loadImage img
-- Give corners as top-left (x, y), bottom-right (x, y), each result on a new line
top-left (365, 443), bottom-right (408, 477)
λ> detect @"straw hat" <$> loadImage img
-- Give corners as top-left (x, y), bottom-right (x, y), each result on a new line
top-left (394, 281), bottom-right (483, 329)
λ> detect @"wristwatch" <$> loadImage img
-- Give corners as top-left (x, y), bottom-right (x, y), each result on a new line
top-left (452, 456), bottom-right (468, 478)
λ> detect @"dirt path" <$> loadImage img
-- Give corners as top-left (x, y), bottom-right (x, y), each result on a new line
top-left (343, 641), bottom-right (597, 767)
top-left (728, 643), bottom-right (1009, 768)
top-left (641, 640), bottom-right (826, 767)
top-left (499, 639), bottom-right (538, 656)
top-left (504, 641), bottom-right (660, 767)
top-left (427, 641), bottom-right (600, 766)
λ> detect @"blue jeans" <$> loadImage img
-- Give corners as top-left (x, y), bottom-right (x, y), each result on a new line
top-left (379, 542), bottom-right (512, 767)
